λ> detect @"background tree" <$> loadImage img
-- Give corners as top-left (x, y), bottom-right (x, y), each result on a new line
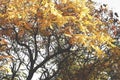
top-left (0, 0), bottom-right (120, 80)
top-left (0, 36), bottom-right (12, 79)
top-left (56, 2), bottom-right (120, 80)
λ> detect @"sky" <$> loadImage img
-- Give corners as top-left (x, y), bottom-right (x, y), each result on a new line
top-left (93, 0), bottom-right (120, 17)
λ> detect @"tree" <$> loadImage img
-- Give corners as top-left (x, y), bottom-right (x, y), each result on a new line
top-left (0, 0), bottom-right (120, 80)
top-left (56, 2), bottom-right (120, 80)
top-left (0, 37), bottom-right (12, 79)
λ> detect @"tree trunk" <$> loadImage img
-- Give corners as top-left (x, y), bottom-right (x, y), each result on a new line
top-left (26, 71), bottom-right (34, 80)
top-left (11, 73), bottom-right (16, 80)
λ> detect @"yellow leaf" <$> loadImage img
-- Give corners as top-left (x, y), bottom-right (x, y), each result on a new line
top-left (64, 33), bottom-right (72, 37)
top-left (91, 45), bottom-right (104, 57)
top-left (61, 0), bottom-right (67, 3)
top-left (50, 25), bottom-right (53, 29)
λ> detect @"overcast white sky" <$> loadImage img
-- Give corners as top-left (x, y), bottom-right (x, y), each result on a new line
top-left (93, 0), bottom-right (120, 17)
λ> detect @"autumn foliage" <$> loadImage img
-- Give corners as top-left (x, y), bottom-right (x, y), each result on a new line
top-left (0, 0), bottom-right (120, 80)
top-left (0, 0), bottom-right (118, 56)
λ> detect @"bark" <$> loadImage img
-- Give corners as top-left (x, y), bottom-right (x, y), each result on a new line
top-left (26, 70), bottom-right (35, 80)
